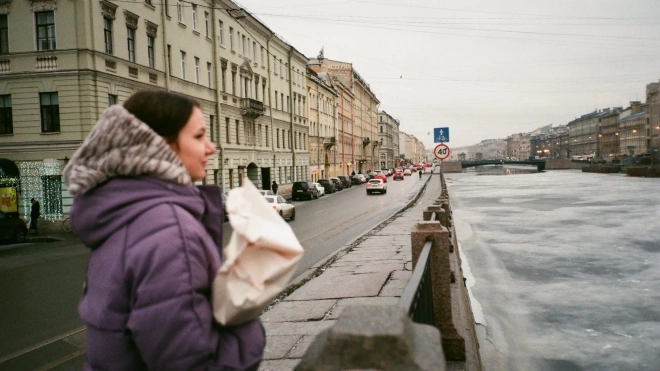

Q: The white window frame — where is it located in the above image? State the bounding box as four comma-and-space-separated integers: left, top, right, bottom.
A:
194, 57, 200, 83
180, 50, 186, 79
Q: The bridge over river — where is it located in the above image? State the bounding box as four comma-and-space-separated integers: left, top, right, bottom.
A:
460, 159, 546, 172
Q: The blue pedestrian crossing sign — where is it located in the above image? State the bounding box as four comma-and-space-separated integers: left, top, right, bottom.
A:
434, 127, 449, 143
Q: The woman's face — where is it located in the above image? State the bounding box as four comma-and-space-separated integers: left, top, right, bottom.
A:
169, 107, 215, 181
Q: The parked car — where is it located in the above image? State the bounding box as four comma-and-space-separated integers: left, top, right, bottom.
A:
259, 190, 275, 196
393, 171, 404, 181
312, 182, 325, 197
350, 174, 364, 185
337, 175, 352, 188
330, 177, 343, 191
373, 172, 387, 182
291, 181, 318, 200
0, 211, 27, 244
264, 195, 295, 220
366, 179, 387, 195
318, 178, 336, 194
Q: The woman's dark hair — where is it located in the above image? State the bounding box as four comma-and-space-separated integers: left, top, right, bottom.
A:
123, 90, 200, 143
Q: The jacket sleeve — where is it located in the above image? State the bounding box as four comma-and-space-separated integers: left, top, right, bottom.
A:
123, 203, 265, 370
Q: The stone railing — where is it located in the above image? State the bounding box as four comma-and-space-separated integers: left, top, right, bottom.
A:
295, 168, 482, 370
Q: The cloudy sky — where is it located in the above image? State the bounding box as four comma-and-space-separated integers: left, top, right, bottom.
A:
234, 0, 660, 149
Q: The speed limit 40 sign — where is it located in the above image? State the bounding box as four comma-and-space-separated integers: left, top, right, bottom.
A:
434, 143, 451, 161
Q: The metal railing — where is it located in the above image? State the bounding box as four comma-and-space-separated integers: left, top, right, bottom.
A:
399, 212, 437, 326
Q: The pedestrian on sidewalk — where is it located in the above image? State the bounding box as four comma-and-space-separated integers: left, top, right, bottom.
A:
271, 180, 278, 195
64, 91, 265, 370
29, 198, 40, 235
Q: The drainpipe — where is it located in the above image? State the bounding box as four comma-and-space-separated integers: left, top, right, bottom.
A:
316, 77, 321, 180
160, 2, 170, 92
287, 47, 296, 182
266, 34, 276, 182
211, 1, 224, 190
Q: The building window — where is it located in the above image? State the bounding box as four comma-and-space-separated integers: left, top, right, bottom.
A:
180, 51, 186, 79
164, 0, 170, 16
274, 91, 278, 110
207, 62, 212, 88
35, 11, 56, 51
241, 34, 246, 55
204, 12, 209, 37
194, 57, 200, 83
231, 71, 236, 95
108, 94, 118, 106
261, 46, 265, 65
209, 115, 215, 142
0, 95, 12, 135
177, 0, 183, 23
277, 128, 280, 148
265, 125, 269, 147
191, 4, 197, 30
103, 17, 113, 54
281, 93, 284, 111
218, 20, 224, 44
39, 92, 60, 133
225, 117, 230, 143
253, 41, 257, 61
235, 119, 240, 144
167, 44, 172, 74
221, 64, 227, 92
147, 35, 155, 68
127, 27, 136, 62
229, 27, 234, 51
145, 0, 152, 4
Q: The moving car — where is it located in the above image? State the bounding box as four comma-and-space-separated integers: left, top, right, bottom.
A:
291, 181, 318, 200
0, 211, 27, 243
264, 195, 296, 220
318, 178, 336, 194
403, 168, 412, 176
259, 190, 275, 196
373, 172, 387, 182
337, 175, 352, 188
312, 182, 325, 197
393, 171, 404, 181
366, 179, 387, 195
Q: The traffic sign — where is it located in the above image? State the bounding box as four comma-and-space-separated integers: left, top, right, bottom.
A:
434, 143, 451, 161
434, 127, 449, 143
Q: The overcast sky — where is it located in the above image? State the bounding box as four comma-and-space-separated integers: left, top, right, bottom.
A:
234, 0, 660, 149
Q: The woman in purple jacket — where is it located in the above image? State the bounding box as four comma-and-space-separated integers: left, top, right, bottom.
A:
64, 91, 265, 370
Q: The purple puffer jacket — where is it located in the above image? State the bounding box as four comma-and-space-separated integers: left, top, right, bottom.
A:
71, 176, 265, 370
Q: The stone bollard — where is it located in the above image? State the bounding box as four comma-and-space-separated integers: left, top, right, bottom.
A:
423, 205, 442, 221
411, 222, 465, 361
295, 305, 447, 371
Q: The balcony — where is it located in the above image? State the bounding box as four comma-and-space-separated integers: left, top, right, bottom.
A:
240, 98, 265, 118
36, 56, 58, 71
323, 136, 336, 150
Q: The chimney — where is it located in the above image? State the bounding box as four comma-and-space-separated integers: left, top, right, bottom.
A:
630, 101, 642, 114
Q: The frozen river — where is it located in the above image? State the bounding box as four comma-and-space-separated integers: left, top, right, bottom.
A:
447, 167, 660, 371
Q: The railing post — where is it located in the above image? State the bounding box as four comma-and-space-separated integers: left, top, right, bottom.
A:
411, 221, 465, 361
295, 305, 447, 371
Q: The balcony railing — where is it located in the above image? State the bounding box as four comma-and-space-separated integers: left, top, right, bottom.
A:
323, 136, 336, 149
36, 56, 58, 71
240, 98, 265, 118
0, 59, 9, 73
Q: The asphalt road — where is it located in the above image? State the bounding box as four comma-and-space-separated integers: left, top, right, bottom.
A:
0, 174, 425, 363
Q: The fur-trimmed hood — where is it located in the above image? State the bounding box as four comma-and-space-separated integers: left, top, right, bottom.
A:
64, 105, 192, 196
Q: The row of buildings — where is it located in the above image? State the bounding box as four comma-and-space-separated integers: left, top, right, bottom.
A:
449, 82, 660, 162
0, 0, 426, 219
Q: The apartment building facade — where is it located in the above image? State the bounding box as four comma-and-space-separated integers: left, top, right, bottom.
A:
0, 0, 310, 218
308, 58, 380, 174
377, 111, 400, 170
306, 69, 338, 182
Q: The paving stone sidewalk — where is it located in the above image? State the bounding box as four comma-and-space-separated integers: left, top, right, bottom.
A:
258, 172, 443, 371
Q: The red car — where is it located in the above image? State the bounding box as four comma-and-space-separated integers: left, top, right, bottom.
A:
393, 171, 404, 181
372, 173, 387, 182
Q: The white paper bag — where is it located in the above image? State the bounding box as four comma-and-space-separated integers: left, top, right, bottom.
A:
213, 178, 304, 326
